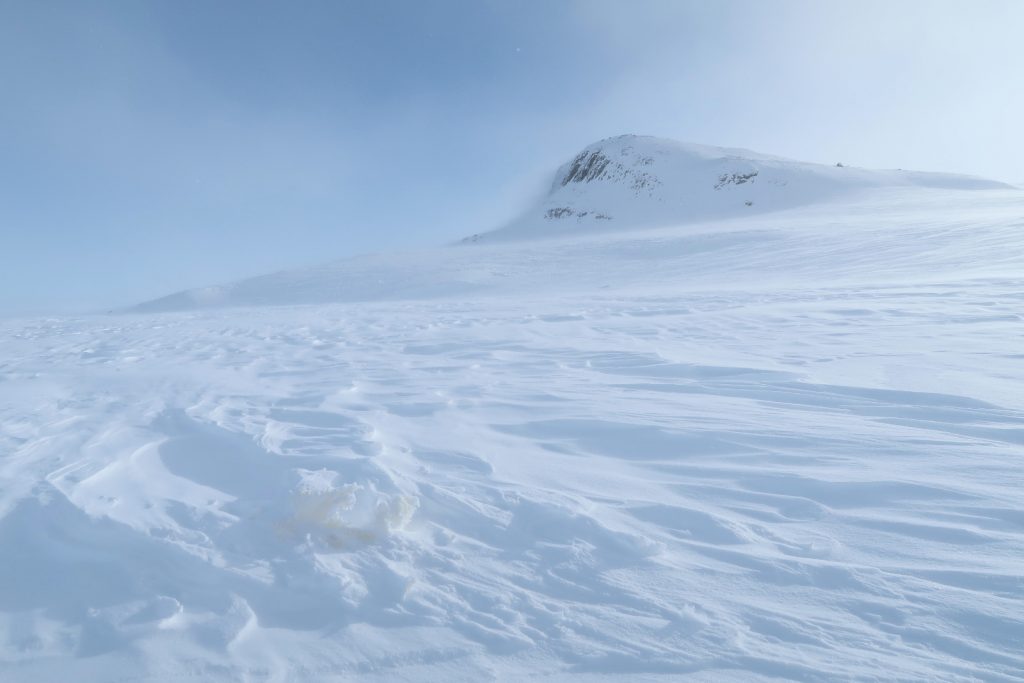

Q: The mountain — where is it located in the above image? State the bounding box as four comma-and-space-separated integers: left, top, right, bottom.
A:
7, 138, 1024, 681
130, 135, 1014, 312
471, 135, 1009, 241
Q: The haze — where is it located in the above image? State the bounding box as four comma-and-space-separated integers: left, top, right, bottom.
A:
2, 0, 1021, 315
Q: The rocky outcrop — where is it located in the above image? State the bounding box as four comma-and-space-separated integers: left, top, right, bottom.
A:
558, 146, 661, 194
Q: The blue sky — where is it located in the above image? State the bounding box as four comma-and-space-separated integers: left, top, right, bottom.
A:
2, 0, 1022, 315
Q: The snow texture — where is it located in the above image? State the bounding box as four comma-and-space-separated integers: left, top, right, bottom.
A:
2, 137, 1024, 681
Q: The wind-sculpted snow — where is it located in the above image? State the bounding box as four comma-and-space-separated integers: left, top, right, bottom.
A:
3, 260, 1024, 678
5, 173, 1024, 679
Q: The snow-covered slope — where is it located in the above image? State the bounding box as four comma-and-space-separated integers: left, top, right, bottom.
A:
475, 135, 1010, 241
3, 141, 1024, 681
133, 135, 1012, 313
133, 187, 1020, 314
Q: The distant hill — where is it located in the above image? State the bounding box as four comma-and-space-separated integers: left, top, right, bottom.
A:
470, 134, 1010, 242
130, 135, 1015, 313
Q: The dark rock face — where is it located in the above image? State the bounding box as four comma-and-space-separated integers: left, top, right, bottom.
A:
561, 151, 613, 185
558, 147, 661, 194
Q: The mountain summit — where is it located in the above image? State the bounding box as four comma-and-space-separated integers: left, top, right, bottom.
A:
474, 134, 1008, 241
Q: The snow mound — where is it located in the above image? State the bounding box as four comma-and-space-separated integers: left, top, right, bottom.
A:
286, 469, 419, 547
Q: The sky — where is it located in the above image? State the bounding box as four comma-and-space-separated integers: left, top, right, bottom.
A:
2, 0, 1022, 315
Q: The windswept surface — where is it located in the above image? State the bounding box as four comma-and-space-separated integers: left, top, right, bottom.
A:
3, 183, 1024, 680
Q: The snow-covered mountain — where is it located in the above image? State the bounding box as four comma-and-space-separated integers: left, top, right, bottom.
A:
132, 135, 1012, 313
5, 138, 1024, 681
472, 134, 1009, 241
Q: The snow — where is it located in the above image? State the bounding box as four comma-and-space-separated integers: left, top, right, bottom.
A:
481, 135, 1012, 242
3, 139, 1024, 680
133, 136, 1015, 313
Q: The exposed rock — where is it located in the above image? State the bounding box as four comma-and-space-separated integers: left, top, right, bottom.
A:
714, 170, 759, 190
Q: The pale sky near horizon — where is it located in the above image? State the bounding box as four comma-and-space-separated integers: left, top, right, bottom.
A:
2, 0, 1022, 315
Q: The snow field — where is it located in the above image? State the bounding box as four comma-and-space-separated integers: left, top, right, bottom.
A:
2, 272, 1024, 680
2, 140, 1024, 679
